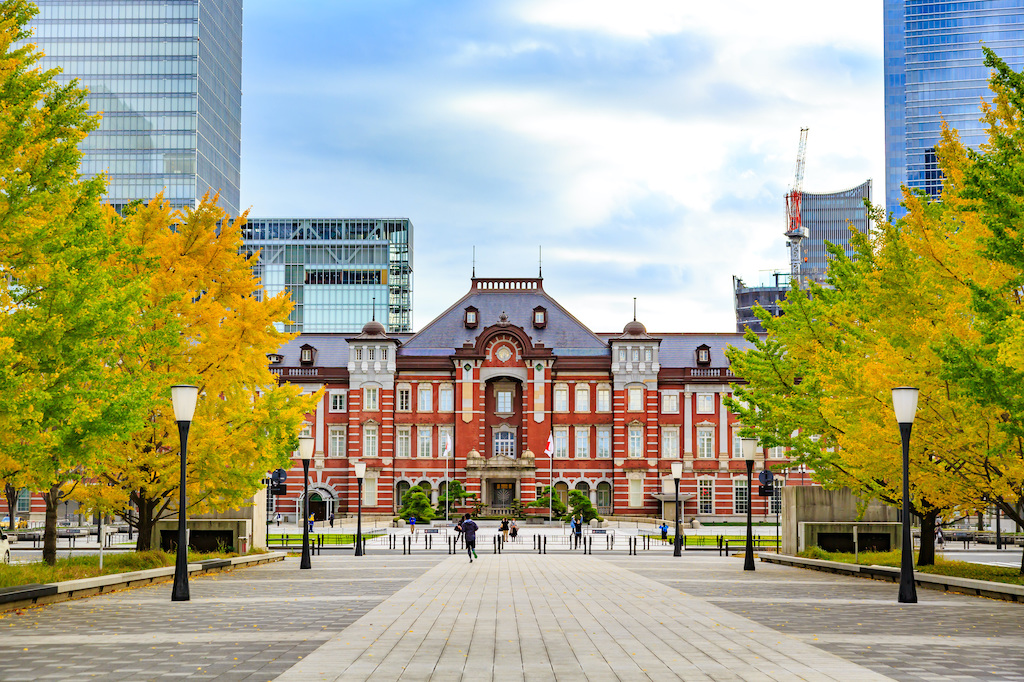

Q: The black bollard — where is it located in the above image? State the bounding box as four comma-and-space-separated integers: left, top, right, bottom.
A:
543, 536, 547, 554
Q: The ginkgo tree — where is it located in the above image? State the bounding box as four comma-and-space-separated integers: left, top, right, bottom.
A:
82, 196, 319, 551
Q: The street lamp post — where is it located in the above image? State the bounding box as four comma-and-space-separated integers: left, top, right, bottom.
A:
892, 386, 919, 604
170, 384, 199, 602
742, 437, 757, 571
672, 461, 682, 557
354, 461, 366, 556
298, 436, 314, 570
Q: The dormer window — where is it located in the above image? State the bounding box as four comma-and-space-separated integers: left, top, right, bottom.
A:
696, 344, 711, 366
299, 344, 317, 366
267, 354, 283, 365
354, 347, 362, 361
533, 306, 547, 329
464, 306, 479, 329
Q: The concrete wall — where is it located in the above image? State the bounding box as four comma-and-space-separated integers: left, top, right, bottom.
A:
781, 487, 898, 555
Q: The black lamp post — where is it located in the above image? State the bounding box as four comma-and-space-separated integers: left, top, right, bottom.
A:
298, 435, 314, 570
671, 461, 682, 557
742, 437, 757, 571
354, 460, 366, 556
170, 384, 199, 602
892, 386, 919, 604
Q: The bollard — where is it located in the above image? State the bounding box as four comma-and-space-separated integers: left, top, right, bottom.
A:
362, 537, 368, 555
588, 536, 592, 555
543, 536, 547, 554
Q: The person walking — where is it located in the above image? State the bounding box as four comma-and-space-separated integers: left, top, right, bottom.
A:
573, 514, 583, 549
500, 517, 510, 542
275, 512, 281, 527
308, 515, 314, 533
409, 516, 416, 534
462, 513, 479, 562
510, 519, 518, 542
569, 515, 577, 548
660, 522, 669, 543
329, 512, 335, 528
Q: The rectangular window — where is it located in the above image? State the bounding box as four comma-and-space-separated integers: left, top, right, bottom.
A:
396, 426, 411, 458
418, 385, 432, 412
696, 393, 715, 414
698, 479, 714, 514
397, 388, 411, 412
554, 427, 569, 458
418, 426, 432, 458
631, 348, 640, 362
618, 348, 626, 362
771, 480, 783, 515
575, 385, 589, 412
597, 386, 611, 412
381, 348, 388, 361
734, 479, 749, 514
732, 431, 743, 459
494, 431, 515, 458
496, 390, 513, 413
329, 426, 345, 457
662, 392, 678, 414
439, 385, 454, 412
697, 428, 714, 458
364, 387, 379, 411
662, 428, 679, 458
575, 427, 590, 458
554, 385, 568, 412
628, 478, 643, 507
628, 387, 643, 411
364, 424, 378, 458
368, 348, 375, 361
439, 427, 453, 457
16, 489, 30, 514
628, 425, 643, 458
597, 427, 611, 458
769, 446, 786, 459
644, 348, 653, 362
329, 391, 347, 412
354, 347, 362, 361
364, 477, 378, 506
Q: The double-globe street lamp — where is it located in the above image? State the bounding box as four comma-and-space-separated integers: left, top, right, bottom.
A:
672, 461, 683, 557
298, 436, 314, 570
892, 386, 919, 604
354, 461, 366, 557
170, 384, 199, 602
742, 437, 758, 572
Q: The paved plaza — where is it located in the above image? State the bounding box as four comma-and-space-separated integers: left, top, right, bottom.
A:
1, 536, 1023, 680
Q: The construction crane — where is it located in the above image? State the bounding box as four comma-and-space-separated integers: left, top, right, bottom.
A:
785, 127, 809, 283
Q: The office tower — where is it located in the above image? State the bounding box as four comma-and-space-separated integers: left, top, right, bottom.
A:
884, 1, 1024, 217
732, 274, 789, 333
800, 180, 872, 283
244, 218, 413, 334
23, 1, 242, 215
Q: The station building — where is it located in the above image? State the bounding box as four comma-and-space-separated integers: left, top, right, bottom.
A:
271, 276, 808, 524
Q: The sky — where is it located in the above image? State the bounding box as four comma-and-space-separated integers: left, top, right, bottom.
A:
240, 0, 884, 335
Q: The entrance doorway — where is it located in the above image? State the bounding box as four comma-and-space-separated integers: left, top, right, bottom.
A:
490, 482, 515, 515
308, 492, 327, 521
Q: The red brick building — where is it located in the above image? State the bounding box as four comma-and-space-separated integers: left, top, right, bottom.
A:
270, 277, 809, 523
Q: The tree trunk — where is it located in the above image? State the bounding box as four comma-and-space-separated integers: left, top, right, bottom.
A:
41, 486, 61, 566
134, 492, 158, 552
916, 509, 938, 566
977, 511, 984, 531
4, 484, 15, 531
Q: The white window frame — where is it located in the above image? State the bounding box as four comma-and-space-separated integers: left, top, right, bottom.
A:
396, 425, 411, 458
417, 384, 432, 412
698, 479, 714, 514
618, 348, 626, 362
697, 428, 714, 459
329, 426, 346, 457
627, 386, 643, 412
696, 393, 715, 414
644, 348, 653, 362
575, 385, 589, 412
16, 489, 30, 514
596, 384, 611, 412
439, 426, 453, 458
628, 425, 643, 458
554, 427, 569, 458
769, 446, 786, 459
596, 426, 611, 458
628, 478, 643, 507
631, 348, 640, 362
661, 392, 678, 414
553, 384, 569, 412
396, 386, 411, 412
732, 429, 744, 459
733, 478, 749, 515
363, 423, 378, 458
364, 477, 378, 506
353, 347, 362, 361
417, 426, 432, 458
363, 387, 379, 411
496, 389, 513, 414
438, 384, 454, 412
661, 427, 679, 459
574, 426, 590, 458
771, 479, 784, 515
368, 347, 375, 361
329, 391, 347, 413
494, 430, 515, 458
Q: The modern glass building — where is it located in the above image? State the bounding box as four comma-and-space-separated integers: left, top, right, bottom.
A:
243, 218, 413, 334
800, 180, 872, 283
22, 0, 242, 215
884, 0, 1024, 218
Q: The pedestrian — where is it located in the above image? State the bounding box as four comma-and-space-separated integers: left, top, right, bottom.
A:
660, 522, 669, 542
569, 515, 577, 547
275, 512, 281, 527
409, 516, 416, 534
510, 520, 518, 541
329, 512, 335, 528
500, 517, 510, 542
935, 526, 944, 548
308, 515, 314, 533
573, 514, 583, 548
462, 513, 479, 562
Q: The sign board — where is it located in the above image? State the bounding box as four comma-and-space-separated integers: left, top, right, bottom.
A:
271, 468, 287, 484
424, 528, 440, 534
757, 484, 772, 497
592, 529, 608, 534
270, 483, 287, 496
758, 470, 774, 485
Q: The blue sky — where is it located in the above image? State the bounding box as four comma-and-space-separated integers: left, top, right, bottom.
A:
240, 0, 883, 333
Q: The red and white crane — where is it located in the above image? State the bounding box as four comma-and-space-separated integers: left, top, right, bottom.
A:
785, 127, 809, 283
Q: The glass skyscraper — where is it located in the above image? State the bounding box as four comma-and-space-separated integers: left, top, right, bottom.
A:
800, 180, 872, 283
885, 1, 1024, 218
22, 0, 242, 215
243, 218, 413, 334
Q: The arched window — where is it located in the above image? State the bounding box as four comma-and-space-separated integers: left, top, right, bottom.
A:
395, 481, 411, 507
596, 482, 612, 511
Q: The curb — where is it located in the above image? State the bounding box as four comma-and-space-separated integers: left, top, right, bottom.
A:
0, 551, 286, 612
762, 553, 1024, 602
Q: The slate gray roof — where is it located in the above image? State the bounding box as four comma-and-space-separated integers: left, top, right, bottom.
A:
400, 282, 609, 357
596, 332, 764, 368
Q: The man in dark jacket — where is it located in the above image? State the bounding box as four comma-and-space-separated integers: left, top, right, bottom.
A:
461, 513, 479, 562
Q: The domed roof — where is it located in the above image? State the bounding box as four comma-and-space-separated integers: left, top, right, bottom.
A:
623, 320, 647, 336
361, 319, 387, 336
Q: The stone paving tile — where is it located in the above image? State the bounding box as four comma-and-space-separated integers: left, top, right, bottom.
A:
0, 554, 446, 681
602, 553, 1024, 681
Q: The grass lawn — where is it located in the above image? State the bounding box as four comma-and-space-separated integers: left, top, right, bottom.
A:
0, 549, 263, 589
798, 547, 1024, 586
